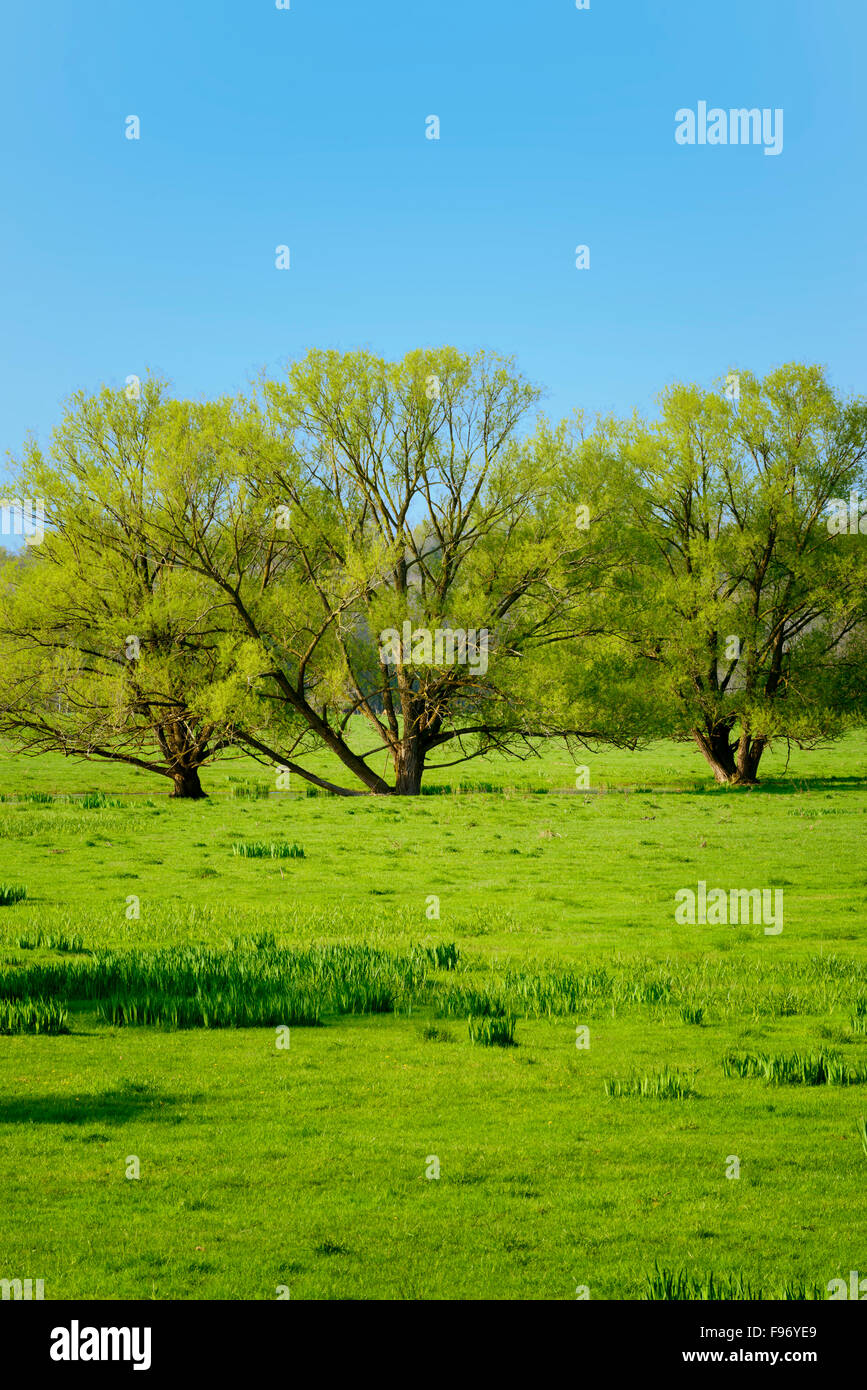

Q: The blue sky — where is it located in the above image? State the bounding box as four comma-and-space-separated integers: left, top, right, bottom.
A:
1, 0, 865, 510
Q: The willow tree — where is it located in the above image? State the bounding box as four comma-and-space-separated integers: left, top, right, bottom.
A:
147, 348, 634, 794
0, 381, 246, 797
616, 364, 867, 784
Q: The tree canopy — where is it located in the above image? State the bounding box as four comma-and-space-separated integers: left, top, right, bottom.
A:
1, 353, 863, 794
613, 364, 867, 782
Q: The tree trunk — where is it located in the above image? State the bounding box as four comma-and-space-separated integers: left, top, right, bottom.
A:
733, 734, 765, 785
169, 765, 207, 799
691, 728, 737, 783
394, 738, 424, 795
691, 728, 765, 785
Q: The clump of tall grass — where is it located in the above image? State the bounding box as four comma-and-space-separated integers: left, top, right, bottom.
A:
722, 1049, 867, 1086
81, 791, 125, 808
680, 1004, 704, 1025
435, 963, 674, 1022
416, 942, 459, 971
467, 1014, 517, 1047
232, 931, 278, 951
778, 1278, 827, 1300
1, 941, 448, 1029
437, 984, 513, 1019
0, 997, 70, 1035
0, 884, 27, 906
16, 931, 87, 953
849, 998, 867, 1034
230, 783, 271, 800
604, 1068, 696, 1099
232, 841, 305, 859
98, 987, 322, 1029
0, 942, 428, 1003
0, 790, 70, 804
643, 1264, 822, 1300
422, 1024, 456, 1043
420, 781, 526, 796
644, 1265, 760, 1300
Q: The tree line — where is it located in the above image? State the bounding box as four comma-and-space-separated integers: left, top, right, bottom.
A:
1, 348, 865, 796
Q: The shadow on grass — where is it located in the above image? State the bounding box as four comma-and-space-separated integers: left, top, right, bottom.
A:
0, 1082, 200, 1126
554, 775, 867, 797
755, 777, 867, 794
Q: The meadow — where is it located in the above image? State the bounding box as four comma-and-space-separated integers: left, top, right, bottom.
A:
1, 732, 866, 1300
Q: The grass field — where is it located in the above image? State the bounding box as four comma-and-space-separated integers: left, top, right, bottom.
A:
1, 732, 866, 1300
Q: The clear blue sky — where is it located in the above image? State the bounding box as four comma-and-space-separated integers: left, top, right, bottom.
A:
1, 0, 865, 501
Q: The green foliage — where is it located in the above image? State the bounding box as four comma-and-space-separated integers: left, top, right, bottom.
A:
604, 1068, 696, 1099
614, 364, 867, 782
421, 1024, 456, 1043
98, 988, 322, 1029
0, 942, 464, 1030
16, 930, 86, 952
231, 841, 305, 859
467, 1014, 517, 1047
230, 783, 271, 799
0, 997, 69, 1034
0, 883, 27, 906
643, 1264, 822, 1300
81, 791, 125, 809
722, 1049, 867, 1085
416, 942, 459, 971
3, 358, 865, 795
0, 377, 246, 796
850, 998, 867, 1033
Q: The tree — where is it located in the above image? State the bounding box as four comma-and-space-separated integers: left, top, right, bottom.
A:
146, 348, 637, 794
615, 364, 867, 783
0, 381, 247, 797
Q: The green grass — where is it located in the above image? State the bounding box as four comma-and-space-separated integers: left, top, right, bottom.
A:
680, 1004, 705, 1025
643, 1263, 824, 1300
603, 1067, 697, 1099
422, 1024, 456, 1043
15, 930, 86, 953
1, 731, 866, 1298
96, 989, 324, 1030
0, 997, 69, 1035
80, 791, 126, 809
467, 1014, 517, 1047
722, 1049, 867, 1086
231, 841, 305, 860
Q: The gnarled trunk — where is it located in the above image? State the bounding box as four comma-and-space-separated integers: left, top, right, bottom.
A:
734, 733, 766, 786
169, 765, 207, 799
692, 727, 737, 783
691, 727, 765, 785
